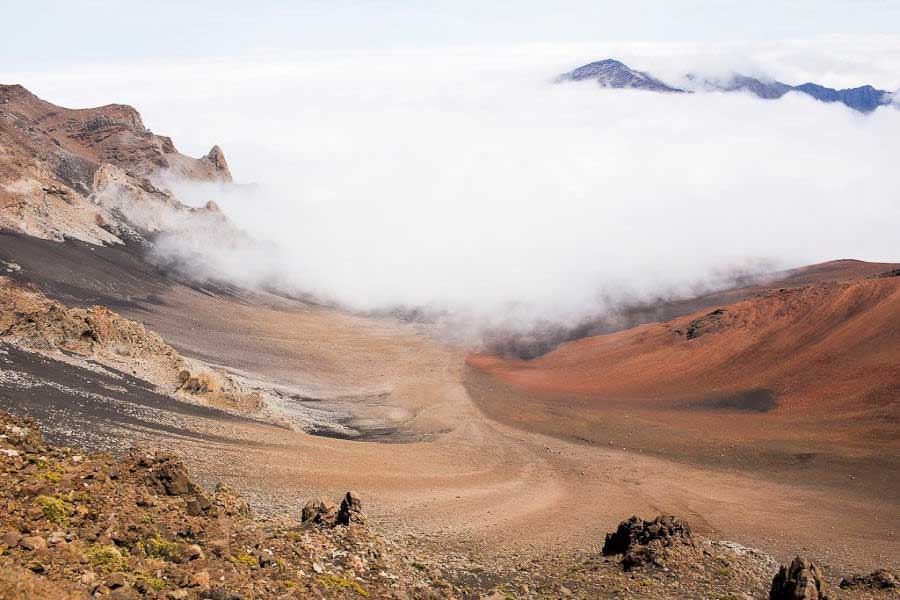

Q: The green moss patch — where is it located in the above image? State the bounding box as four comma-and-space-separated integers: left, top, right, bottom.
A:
34, 495, 68, 525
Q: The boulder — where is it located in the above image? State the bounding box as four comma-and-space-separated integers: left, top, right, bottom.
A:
770, 556, 829, 600
185, 491, 215, 517
141, 453, 192, 496
602, 515, 693, 556
336, 491, 365, 526
302, 497, 337, 526
213, 483, 252, 517
839, 569, 897, 590
20, 536, 46, 551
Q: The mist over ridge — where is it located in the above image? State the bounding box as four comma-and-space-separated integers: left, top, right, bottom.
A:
14, 44, 898, 343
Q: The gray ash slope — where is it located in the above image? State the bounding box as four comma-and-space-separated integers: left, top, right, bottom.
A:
0, 343, 272, 453
558, 58, 897, 113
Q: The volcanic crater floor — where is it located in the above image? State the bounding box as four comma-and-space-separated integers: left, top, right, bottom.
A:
0, 235, 897, 586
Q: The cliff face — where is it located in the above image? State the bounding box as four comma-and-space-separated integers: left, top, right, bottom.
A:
0, 84, 230, 245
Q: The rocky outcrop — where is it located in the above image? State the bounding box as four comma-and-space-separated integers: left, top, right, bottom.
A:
770, 556, 829, 600
0, 83, 231, 245
204, 145, 231, 179
602, 515, 694, 571
0, 412, 454, 599
336, 491, 366, 526
0, 275, 182, 387
0, 276, 265, 412
302, 492, 367, 527
683, 307, 728, 339
302, 497, 339, 525
603, 515, 693, 555
0, 83, 230, 183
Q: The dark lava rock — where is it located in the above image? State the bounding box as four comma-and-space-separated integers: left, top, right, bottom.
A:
137, 452, 192, 496
770, 556, 829, 600
185, 491, 215, 517
602, 515, 693, 571
301, 497, 337, 526
602, 515, 693, 556
686, 308, 726, 340
336, 490, 365, 526
840, 569, 897, 590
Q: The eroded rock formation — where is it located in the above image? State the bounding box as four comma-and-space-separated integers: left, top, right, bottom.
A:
0, 83, 230, 245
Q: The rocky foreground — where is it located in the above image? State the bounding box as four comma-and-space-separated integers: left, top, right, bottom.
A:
1, 412, 896, 600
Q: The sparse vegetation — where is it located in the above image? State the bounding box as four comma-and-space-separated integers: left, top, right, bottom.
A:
229, 551, 258, 568
87, 544, 128, 572
34, 495, 68, 525
144, 533, 181, 561
317, 574, 370, 597
37, 463, 64, 483
133, 572, 165, 590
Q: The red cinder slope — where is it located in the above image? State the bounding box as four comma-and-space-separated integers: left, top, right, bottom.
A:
469, 272, 900, 415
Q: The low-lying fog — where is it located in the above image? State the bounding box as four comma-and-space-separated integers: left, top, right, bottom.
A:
12, 42, 900, 341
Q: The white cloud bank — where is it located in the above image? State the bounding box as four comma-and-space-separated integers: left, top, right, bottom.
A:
9, 41, 900, 340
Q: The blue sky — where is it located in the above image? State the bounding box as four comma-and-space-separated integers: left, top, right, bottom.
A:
4, 0, 900, 69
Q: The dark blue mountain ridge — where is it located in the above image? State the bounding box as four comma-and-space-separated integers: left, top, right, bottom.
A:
559, 59, 896, 113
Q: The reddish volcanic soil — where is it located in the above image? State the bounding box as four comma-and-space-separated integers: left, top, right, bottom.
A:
465, 265, 899, 568
469, 272, 900, 416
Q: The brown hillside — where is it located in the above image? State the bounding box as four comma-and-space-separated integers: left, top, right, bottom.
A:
470, 270, 900, 416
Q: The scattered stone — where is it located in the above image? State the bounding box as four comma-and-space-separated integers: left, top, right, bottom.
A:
80, 571, 99, 588
200, 587, 244, 600
185, 491, 214, 516
257, 548, 277, 567
0, 410, 847, 600
185, 543, 206, 561
190, 570, 211, 589
106, 572, 126, 589
47, 531, 66, 545
770, 556, 829, 600
20, 535, 47, 551
2, 531, 22, 547
840, 569, 897, 590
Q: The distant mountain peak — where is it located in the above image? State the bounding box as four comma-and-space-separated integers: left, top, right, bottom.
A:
558, 59, 896, 113
556, 58, 687, 93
